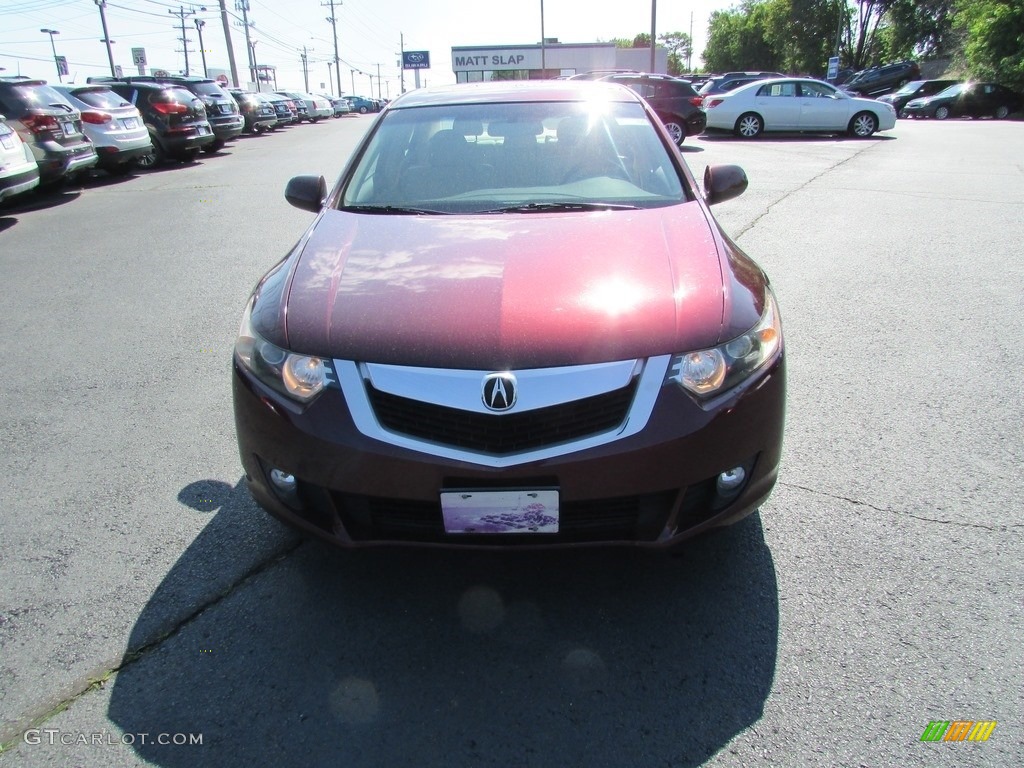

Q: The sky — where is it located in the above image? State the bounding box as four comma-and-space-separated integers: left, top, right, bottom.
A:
1, 0, 737, 96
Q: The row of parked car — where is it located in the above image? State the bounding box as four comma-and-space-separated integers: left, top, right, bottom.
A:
0, 73, 382, 203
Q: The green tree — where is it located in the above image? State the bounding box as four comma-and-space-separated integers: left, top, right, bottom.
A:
659, 31, 693, 74
954, 0, 1024, 86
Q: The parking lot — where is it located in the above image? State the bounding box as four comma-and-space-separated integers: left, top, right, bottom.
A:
1, 116, 1022, 767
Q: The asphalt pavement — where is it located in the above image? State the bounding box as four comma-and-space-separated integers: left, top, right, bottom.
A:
0, 114, 1021, 767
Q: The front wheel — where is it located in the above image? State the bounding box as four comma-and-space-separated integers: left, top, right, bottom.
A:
994, 105, 1010, 119
849, 111, 878, 138
661, 117, 686, 146
734, 112, 763, 138
934, 105, 950, 120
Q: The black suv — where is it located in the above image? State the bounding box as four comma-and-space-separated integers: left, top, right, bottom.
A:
841, 61, 921, 98
92, 79, 214, 168
116, 76, 243, 150
697, 72, 786, 98
877, 79, 960, 116
598, 73, 707, 145
0, 76, 98, 184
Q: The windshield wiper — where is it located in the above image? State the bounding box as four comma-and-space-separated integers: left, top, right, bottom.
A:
340, 204, 450, 215
478, 202, 640, 214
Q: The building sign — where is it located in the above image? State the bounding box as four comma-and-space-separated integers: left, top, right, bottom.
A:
403, 51, 430, 70
452, 47, 543, 71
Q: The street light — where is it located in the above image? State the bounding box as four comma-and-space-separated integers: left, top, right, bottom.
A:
194, 19, 208, 78
40, 28, 62, 83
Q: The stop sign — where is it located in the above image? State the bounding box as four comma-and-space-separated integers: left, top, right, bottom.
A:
216, 74, 229, 86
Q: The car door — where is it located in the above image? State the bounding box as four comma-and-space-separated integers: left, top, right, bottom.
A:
752, 81, 800, 130
797, 81, 848, 130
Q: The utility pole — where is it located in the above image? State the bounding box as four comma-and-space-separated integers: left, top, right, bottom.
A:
376, 63, 381, 99
194, 19, 208, 77
399, 32, 405, 94
650, 0, 657, 73
350, 69, 355, 96
323, 0, 342, 98
94, 1, 117, 77
217, 0, 240, 87
169, 6, 195, 75
327, 61, 334, 94
40, 28, 62, 82
236, 0, 255, 85
301, 45, 310, 92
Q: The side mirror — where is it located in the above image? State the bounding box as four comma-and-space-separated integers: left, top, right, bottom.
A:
703, 164, 748, 206
284, 174, 327, 212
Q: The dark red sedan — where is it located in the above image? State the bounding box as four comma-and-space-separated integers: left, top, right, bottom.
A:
233, 80, 785, 549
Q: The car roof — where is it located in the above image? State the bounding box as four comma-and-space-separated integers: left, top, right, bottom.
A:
390, 80, 641, 109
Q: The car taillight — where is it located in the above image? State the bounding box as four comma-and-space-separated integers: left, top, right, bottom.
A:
704, 98, 724, 109
81, 111, 112, 124
689, 96, 704, 107
151, 102, 189, 115
22, 113, 59, 134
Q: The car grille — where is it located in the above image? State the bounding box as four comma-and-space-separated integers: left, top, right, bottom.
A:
366, 378, 638, 455
327, 489, 678, 544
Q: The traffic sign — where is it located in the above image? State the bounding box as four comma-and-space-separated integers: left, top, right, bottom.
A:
132, 47, 147, 66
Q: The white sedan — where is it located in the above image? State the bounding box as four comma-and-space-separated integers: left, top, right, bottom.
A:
703, 78, 897, 138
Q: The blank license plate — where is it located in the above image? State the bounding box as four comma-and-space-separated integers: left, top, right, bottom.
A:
441, 489, 559, 534
122, 117, 138, 129
61, 122, 75, 136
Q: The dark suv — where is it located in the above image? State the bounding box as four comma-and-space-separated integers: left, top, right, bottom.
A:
598, 73, 706, 145
0, 76, 98, 185
94, 79, 214, 168
878, 79, 960, 116
117, 76, 243, 150
841, 61, 921, 98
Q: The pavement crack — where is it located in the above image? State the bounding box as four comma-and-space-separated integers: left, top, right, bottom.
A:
778, 481, 1023, 533
0, 538, 304, 751
733, 143, 878, 240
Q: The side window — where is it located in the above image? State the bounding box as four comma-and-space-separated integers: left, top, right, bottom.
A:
758, 83, 795, 97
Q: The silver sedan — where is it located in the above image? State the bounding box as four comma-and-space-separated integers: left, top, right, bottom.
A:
703, 77, 897, 138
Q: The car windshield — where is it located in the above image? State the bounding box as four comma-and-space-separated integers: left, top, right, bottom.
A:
340, 100, 688, 214
190, 82, 229, 98
935, 83, 965, 98
70, 88, 130, 109
894, 80, 924, 95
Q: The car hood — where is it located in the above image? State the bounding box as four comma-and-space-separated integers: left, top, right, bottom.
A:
281, 204, 744, 370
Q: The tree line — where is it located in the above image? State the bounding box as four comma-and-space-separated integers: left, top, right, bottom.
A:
614, 0, 1022, 85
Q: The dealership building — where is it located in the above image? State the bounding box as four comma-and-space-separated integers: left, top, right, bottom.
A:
451, 41, 668, 82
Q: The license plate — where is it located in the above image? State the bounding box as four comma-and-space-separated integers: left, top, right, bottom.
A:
122, 117, 138, 129
440, 489, 559, 534
61, 121, 75, 136
196, 125, 209, 135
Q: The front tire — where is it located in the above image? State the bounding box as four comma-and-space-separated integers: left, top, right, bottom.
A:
734, 112, 763, 138
994, 105, 1010, 119
934, 105, 950, 120
849, 111, 878, 137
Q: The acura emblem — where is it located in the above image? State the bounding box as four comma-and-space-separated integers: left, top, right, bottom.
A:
482, 372, 517, 411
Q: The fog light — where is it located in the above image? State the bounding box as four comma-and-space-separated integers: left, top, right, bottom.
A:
716, 467, 746, 494
270, 469, 296, 492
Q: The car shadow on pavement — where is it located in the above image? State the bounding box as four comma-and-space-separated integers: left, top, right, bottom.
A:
108, 482, 779, 767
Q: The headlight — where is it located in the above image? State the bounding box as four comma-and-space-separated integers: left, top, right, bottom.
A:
667, 289, 781, 398
235, 298, 331, 402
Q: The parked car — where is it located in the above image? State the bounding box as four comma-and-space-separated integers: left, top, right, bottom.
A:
0, 115, 40, 202
703, 77, 896, 138
228, 89, 277, 134
145, 76, 243, 150
567, 70, 639, 81
97, 80, 214, 168
598, 73, 706, 145
232, 80, 785, 550
697, 72, 786, 98
902, 82, 1023, 120
51, 85, 152, 174
346, 95, 378, 114
263, 93, 298, 125
276, 91, 332, 122
840, 60, 921, 97
316, 93, 351, 117
0, 76, 98, 185
877, 79, 961, 116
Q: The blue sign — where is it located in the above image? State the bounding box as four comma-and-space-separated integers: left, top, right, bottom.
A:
826, 56, 840, 81
403, 51, 430, 70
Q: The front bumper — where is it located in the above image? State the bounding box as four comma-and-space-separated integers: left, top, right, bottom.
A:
233, 352, 785, 549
